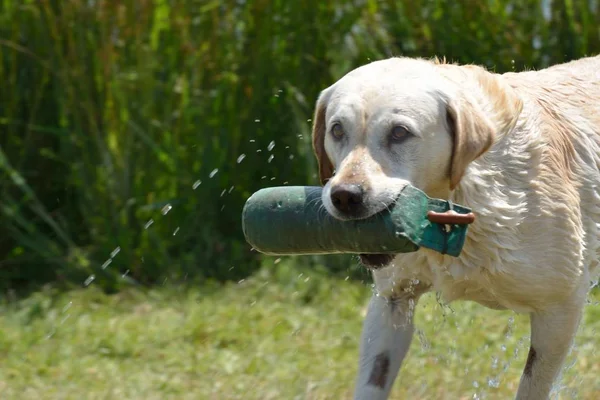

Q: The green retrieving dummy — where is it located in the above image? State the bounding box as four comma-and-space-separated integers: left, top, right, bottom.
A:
241, 184, 475, 258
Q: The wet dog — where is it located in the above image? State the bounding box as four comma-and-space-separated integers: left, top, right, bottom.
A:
311, 54, 600, 399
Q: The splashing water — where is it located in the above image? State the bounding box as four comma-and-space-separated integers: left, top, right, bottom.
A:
101, 259, 112, 270
110, 247, 121, 258
84, 275, 95, 286
487, 377, 500, 388
62, 301, 72, 313
491, 356, 499, 369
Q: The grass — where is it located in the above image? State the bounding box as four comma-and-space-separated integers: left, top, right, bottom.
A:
0, 260, 599, 400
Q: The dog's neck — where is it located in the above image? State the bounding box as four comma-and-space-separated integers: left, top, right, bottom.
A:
447, 118, 535, 270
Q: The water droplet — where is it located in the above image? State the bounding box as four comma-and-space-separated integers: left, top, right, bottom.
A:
84, 275, 95, 286
144, 219, 154, 229
122, 269, 130, 277
261, 176, 267, 179
487, 377, 500, 388
209, 168, 219, 178
267, 141, 275, 151
228, 186, 235, 193
161, 204, 172, 215
249, 139, 256, 143
501, 344, 507, 352
220, 189, 226, 197
62, 301, 73, 312
307, 119, 312, 122
101, 259, 112, 269
254, 119, 260, 122
173, 227, 180, 236
256, 149, 262, 153
110, 247, 121, 258
491, 356, 498, 369
268, 155, 274, 163
289, 155, 294, 160
274, 258, 281, 264
473, 381, 479, 388
417, 329, 430, 350
192, 180, 202, 189
237, 154, 246, 163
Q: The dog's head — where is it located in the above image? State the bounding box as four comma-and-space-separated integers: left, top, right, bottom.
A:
311, 57, 522, 267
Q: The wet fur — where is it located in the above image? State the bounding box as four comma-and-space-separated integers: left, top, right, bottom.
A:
311, 54, 600, 399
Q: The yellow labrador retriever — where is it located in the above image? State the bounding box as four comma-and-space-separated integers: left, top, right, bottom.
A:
311, 54, 600, 399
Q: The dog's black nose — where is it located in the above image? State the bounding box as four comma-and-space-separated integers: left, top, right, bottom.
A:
330, 183, 365, 214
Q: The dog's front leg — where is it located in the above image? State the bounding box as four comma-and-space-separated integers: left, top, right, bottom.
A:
353, 281, 429, 400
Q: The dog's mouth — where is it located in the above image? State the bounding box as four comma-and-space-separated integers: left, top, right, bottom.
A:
358, 253, 396, 269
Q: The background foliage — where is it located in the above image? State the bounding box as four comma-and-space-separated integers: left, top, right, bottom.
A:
1, 0, 599, 293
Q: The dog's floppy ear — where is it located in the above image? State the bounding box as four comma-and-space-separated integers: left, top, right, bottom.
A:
444, 66, 523, 190
311, 89, 334, 185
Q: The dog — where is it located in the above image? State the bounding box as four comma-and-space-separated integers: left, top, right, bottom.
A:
310, 54, 600, 399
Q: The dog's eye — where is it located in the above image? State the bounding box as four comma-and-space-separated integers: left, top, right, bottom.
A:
390, 125, 410, 142
331, 123, 345, 140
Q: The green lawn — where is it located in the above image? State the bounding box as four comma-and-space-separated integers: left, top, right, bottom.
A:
1, 260, 599, 399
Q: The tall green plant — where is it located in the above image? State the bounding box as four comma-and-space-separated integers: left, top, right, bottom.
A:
1, 0, 599, 293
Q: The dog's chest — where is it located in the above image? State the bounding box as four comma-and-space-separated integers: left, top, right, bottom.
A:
381, 158, 591, 313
